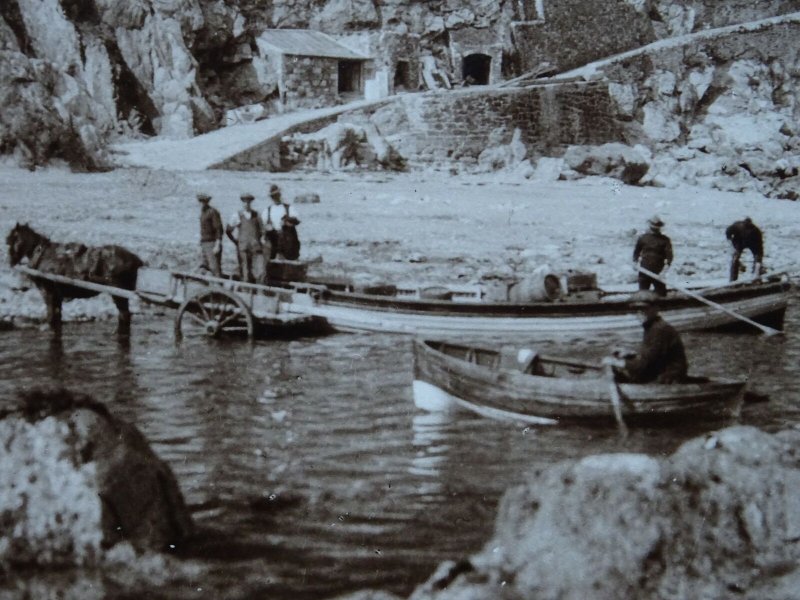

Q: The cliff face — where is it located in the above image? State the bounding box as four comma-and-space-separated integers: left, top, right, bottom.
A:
0, 0, 519, 168
648, 0, 800, 36
600, 18, 800, 198
0, 0, 216, 169
1, 0, 799, 171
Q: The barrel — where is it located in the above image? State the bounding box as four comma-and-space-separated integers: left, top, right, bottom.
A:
508, 267, 562, 303
419, 286, 453, 300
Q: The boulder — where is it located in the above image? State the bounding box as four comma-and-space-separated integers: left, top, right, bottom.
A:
0, 51, 108, 170
294, 193, 321, 204
410, 426, 800, 600
0, 389, 193, 568
476, 128, 527, 173
311, 0, 380, 31
282, 121, 406, 172
563, 142, 651, 185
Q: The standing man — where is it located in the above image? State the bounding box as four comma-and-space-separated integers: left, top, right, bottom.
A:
602, 290, 688, 384
633, 215, 673, 296
226, 193, 264, 283
726, 217, 763, 281
262, 184, 301, 260
197, 192, 223, 277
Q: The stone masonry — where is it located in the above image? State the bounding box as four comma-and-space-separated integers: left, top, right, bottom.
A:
512, 0, 655, 74
281, 55, 339, 110
384, 82, 621, 164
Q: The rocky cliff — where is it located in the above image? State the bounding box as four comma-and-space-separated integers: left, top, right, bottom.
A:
595, 16, 800, 199
0, 0, 521, 169
2, 0, 799, 171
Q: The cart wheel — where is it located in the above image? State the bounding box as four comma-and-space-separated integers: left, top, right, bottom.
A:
175, 289, 254, 340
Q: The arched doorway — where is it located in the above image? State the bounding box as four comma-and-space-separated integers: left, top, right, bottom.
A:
462, 53, 491, 85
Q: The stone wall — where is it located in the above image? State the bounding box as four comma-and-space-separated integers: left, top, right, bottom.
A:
213, 111, 344, 171
650, 0, 800, 36
281, 55, 340, 110
512, 0, 655, 74
375, 82, 622, 164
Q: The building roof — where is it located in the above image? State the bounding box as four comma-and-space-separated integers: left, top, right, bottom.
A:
258, 29, 369, 60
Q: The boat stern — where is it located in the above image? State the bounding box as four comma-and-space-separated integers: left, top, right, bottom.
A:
412, 379, 459, 413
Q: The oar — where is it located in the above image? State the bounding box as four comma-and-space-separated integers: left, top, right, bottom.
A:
637, 266, 782, 337
604, 365, 629, 437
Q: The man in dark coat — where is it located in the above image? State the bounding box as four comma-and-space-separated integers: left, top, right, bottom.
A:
633, 215, 673, 296
197, 192, 223, 277
726, 217, 763, 281
603, 290, 688, 384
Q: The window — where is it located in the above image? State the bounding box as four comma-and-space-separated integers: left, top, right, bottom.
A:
338, 60, 362, 93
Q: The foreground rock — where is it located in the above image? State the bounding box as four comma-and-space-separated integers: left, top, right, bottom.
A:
380, 426, 800, 600
0, 389, 193, 567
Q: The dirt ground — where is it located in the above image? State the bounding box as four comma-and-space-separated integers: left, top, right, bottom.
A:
1, 165, 797, 321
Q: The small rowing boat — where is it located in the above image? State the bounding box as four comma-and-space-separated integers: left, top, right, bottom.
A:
412, 339, 746, 426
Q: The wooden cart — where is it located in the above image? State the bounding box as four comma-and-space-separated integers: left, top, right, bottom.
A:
15, 265, 327, 340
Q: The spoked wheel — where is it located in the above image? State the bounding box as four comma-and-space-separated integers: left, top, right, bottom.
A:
175, 289, 254, 340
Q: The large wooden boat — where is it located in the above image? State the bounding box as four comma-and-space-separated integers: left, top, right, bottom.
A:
281, 273, 791, 338
412, 339, 746, 426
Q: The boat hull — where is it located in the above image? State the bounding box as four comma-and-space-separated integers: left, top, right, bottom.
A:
412, 340, 746, 426
285, 277, 791, 338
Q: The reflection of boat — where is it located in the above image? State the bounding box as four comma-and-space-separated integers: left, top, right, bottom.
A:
284, 274, 792, 338
409, 413, 452, 479
412, 339, 746, 426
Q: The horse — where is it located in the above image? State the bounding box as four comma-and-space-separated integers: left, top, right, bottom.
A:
6, 223, 144, 333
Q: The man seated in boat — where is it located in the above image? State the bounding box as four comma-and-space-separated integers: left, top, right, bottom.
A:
602, 290, 688, 384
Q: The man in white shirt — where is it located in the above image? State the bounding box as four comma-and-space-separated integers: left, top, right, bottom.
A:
262, 184, 300, 260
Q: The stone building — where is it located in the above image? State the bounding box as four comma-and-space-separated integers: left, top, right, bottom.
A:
336, 30, 422, 97
256, 29, 371, 110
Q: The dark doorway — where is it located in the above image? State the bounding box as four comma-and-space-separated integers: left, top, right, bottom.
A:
338, 60, 362, 94
394, 60, 410, 91
462, 54, 491, 85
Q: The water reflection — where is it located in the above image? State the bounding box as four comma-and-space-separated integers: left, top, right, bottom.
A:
409, 412, 452, 478
0, 296, 798, 599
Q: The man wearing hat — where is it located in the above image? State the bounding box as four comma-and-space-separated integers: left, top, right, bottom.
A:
197, 192, 223, 277
226, 193, 264, 283
602, 290, 688, 384
262, 184, 301, 260
725, 217, 763, 281
633, 215, 673, 296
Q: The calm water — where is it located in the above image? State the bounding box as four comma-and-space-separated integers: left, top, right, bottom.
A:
1, 296, 799, 599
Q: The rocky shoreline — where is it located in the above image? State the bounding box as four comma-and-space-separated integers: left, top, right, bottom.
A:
2, 164, 799, 597
337, 426, 800, 600
4, 387, 799, 599
1, 166, 798, 328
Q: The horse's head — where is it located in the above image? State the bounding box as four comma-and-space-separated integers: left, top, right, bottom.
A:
6, 223, 41, 266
